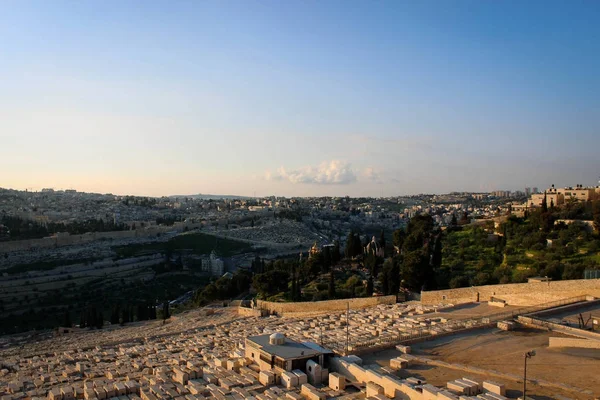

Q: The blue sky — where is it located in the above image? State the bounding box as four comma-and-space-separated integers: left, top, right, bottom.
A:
1, 0, 599, 196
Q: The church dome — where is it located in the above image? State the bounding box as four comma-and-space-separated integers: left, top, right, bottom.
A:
269, 332, 286, 345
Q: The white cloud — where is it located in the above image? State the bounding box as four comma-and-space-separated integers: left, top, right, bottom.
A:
265, 160, 357, 185
362, 167, 383, 184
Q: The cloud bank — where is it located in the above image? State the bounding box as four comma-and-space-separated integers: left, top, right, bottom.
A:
362, 167, 383, 184
266, 160, 358, 185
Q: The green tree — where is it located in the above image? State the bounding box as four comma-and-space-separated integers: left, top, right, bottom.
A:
431, 235, 443, 271
593, 201, 600, 233
366, 275, 374, 296
251, 254, 263, 274
322, 246, 332, 273
450, 213, 458, 227
332, 241, 341, 264
96, 312, 104, 329
291, 262, 297, 301
541, 191, 548, 213
345, 231, 357, 258
364, 252, 379, 277
380, 257, 400, 295
162, 302, 170, 320
449, 275, 469, 289
121, 307, 130, 325
252, 270, 290, 299
400, 251, 427, 291
392, 229, 406, 253
344, 275, 362, 297
63, 310, 71, 328
137, 304, 147, 321
328, 270, 336, 299
379, 230, 386, 256
233, 269, 252, 295
459, 211, 470, 226
110, 305, 120, 325
79, 310, 86, 328
306, 252, 324, 278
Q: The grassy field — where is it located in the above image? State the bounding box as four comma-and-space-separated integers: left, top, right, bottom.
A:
114, 232, 252, 257
5, 257, 100, 275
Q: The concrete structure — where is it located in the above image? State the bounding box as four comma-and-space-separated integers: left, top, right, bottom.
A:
395, 344, 411, 354
245, 333, 325, 372
497, 320, 516, 331
483, 380, 506, 396
328, 372, 346, 391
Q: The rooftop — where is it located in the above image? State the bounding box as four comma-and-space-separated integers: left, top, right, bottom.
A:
247, 334, 322, 360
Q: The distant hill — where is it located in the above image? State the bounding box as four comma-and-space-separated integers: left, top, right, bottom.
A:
167, 193, 252, 200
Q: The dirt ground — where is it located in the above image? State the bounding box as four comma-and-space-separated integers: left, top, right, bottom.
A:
537, 303, 600, 329
430, 302, 520, 320
361, 326, 599, 399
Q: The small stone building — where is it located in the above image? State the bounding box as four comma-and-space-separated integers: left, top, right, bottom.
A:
245, 333, 327, 372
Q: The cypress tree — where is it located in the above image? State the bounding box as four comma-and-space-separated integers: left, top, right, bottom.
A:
96, 312, 104, 329
291, 263, 297, 301
88, 306, 97, 329
328, 270, 336, 299
79, 310, 86, 328
162, 302, 170, 320
63, 310, 71, 328
541, 191, 548, 213
121, 308, 129, 324
111, 305, 120, 325
366, 275, 374, 296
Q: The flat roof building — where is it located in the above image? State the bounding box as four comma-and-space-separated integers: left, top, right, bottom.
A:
245, 333, 329, 372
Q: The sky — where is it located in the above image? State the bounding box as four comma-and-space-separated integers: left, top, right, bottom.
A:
1, 0, 599, 197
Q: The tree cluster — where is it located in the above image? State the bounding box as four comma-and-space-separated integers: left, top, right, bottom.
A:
79, 305, 104, 329
345, 231, 363, 259
0, 215, 128, 241
193, 269, 252, 305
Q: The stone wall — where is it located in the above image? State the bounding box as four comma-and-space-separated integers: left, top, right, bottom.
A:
256, 295, 396, 316
236, 307, 265, 317
421, 279, 600, 306
548, 337, 600, 349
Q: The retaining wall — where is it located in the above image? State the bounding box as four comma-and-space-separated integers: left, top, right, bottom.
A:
549, 337, 600, 349
236, 307, 266, 317
256, 295, 396, 315
421, 279, 600, 306
518, 316, 600, 340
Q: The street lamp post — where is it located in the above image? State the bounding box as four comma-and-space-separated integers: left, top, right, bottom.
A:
523, 350, 536, 399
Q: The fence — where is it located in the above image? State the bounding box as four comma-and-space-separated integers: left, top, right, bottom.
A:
330, 295, 590, 355
585, 269, 600, 279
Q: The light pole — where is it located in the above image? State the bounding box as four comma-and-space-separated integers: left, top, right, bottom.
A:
523, 350, 536, 399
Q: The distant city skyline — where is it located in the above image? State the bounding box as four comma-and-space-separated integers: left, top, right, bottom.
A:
1, 1, 599, 197
3, 179, 600, 199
